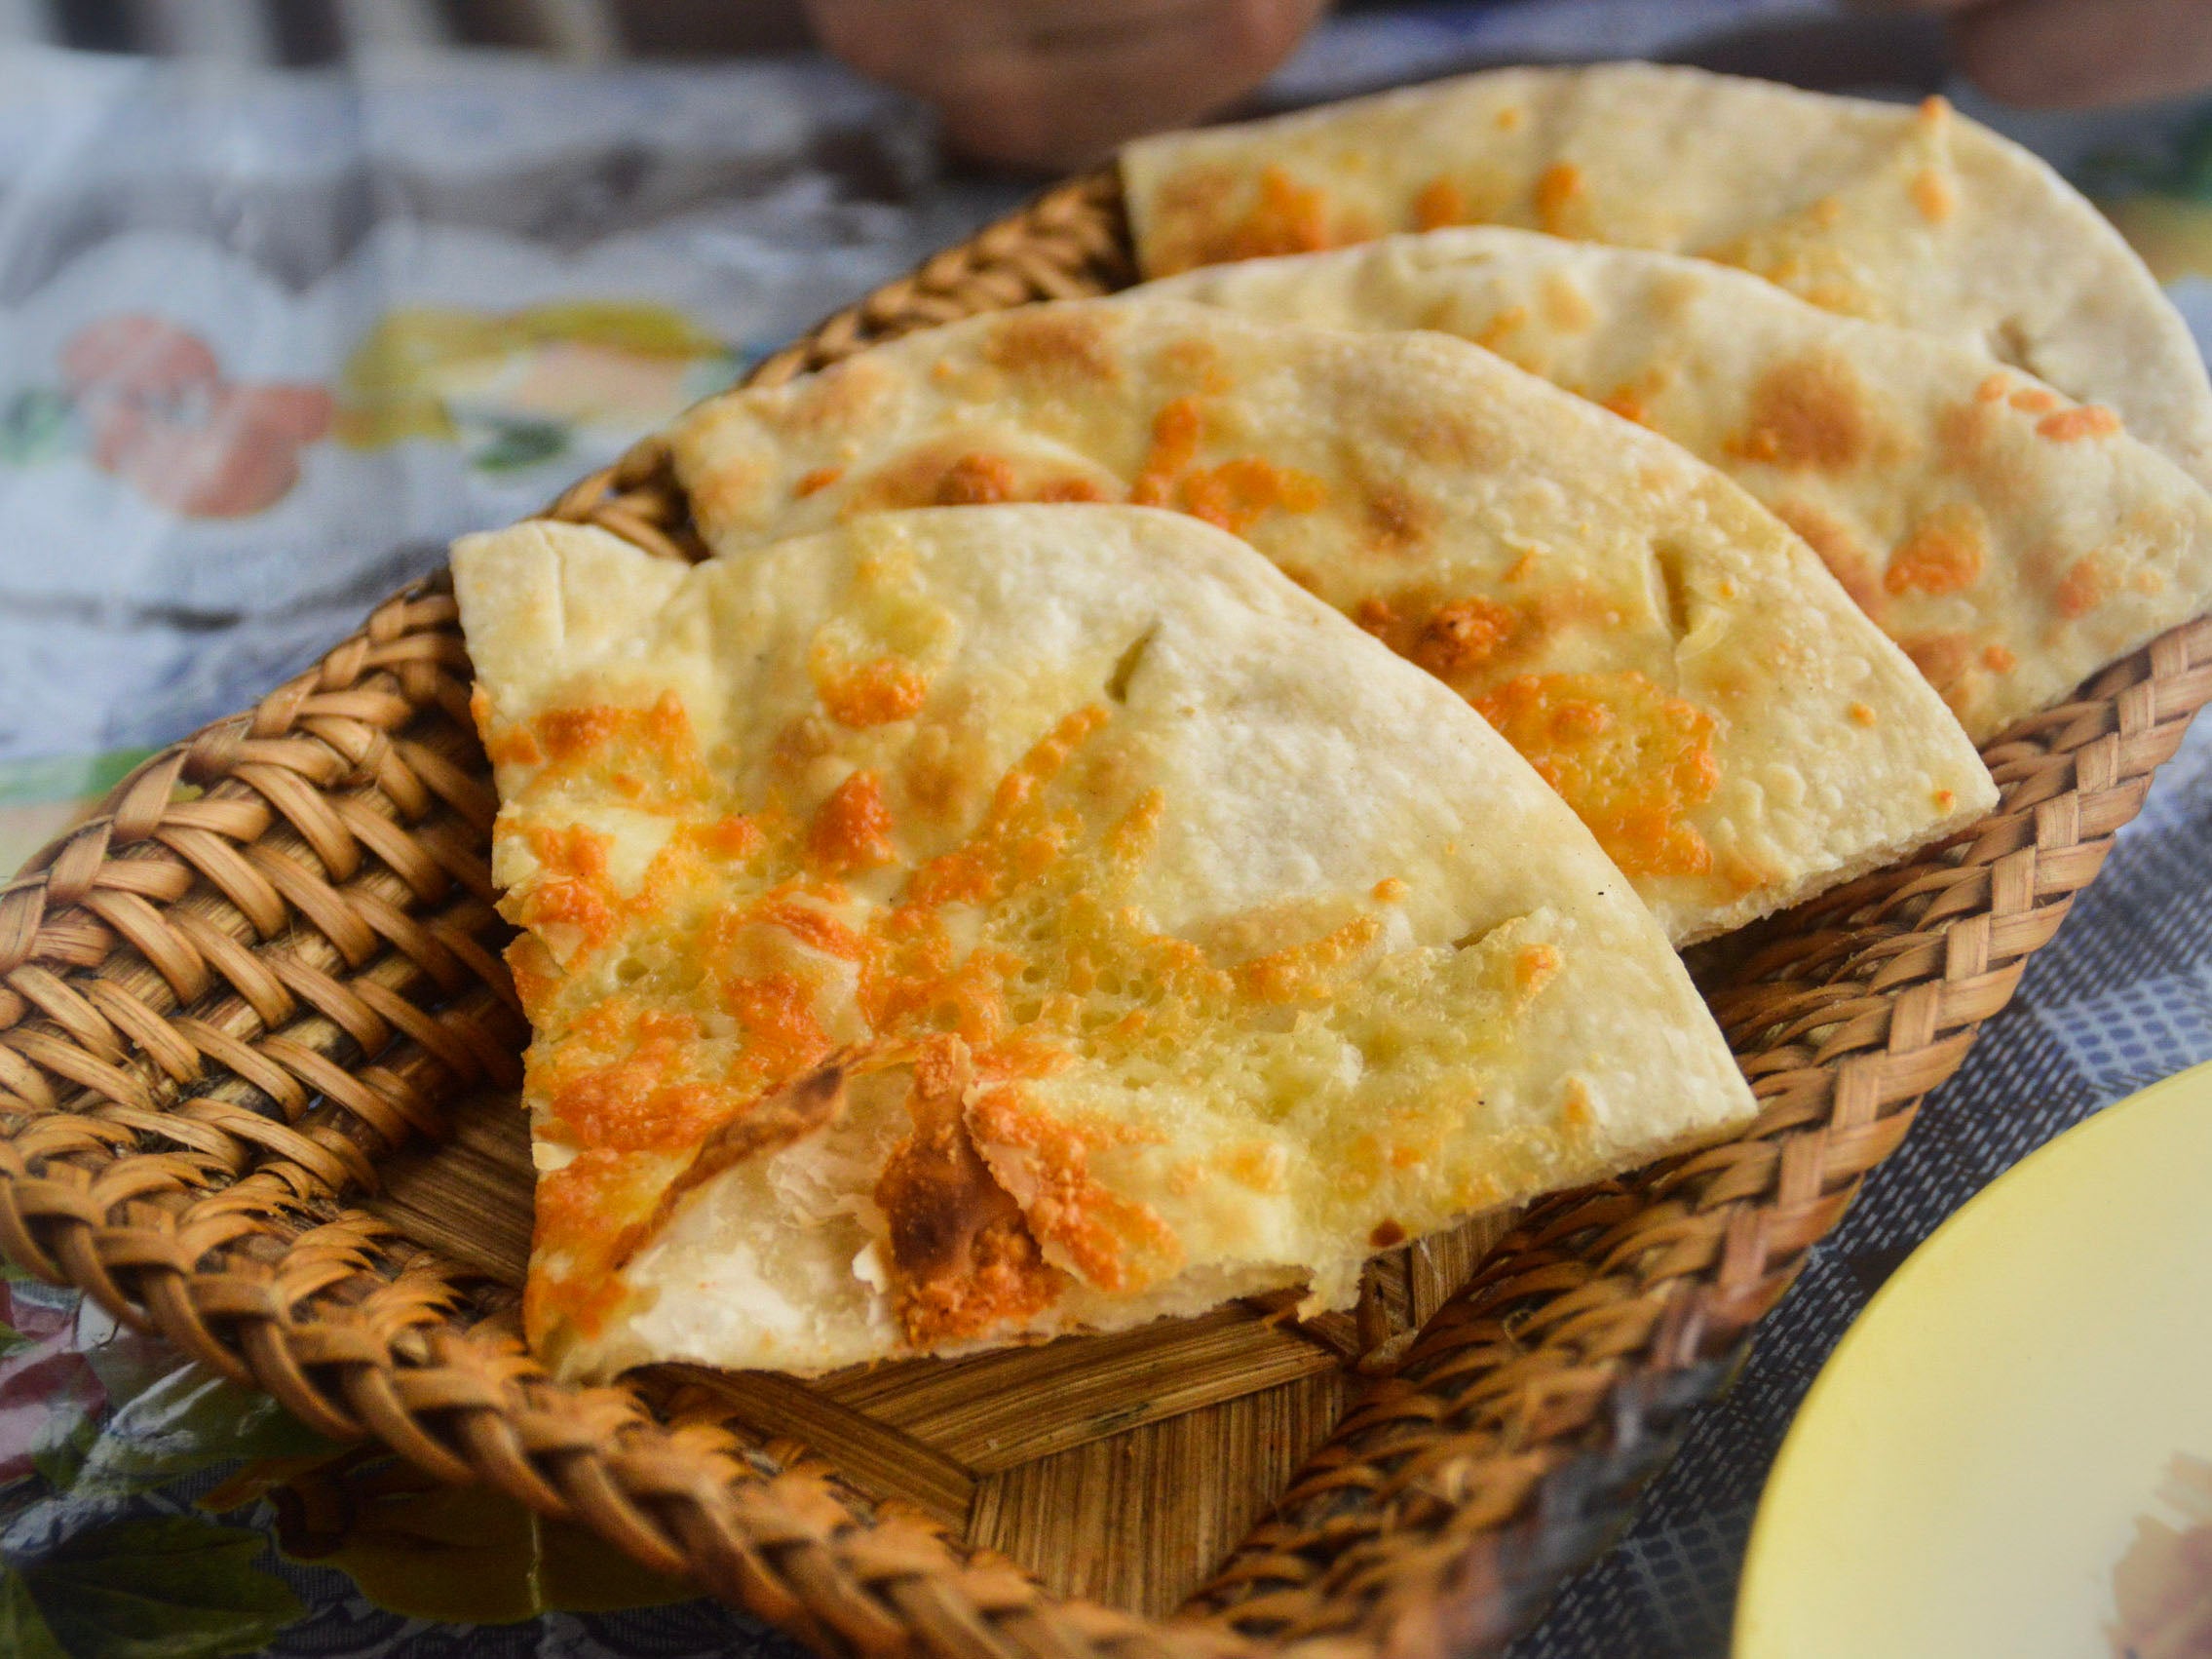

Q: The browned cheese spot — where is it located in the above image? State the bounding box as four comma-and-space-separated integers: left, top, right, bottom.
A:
2055, 556, 2111, 619
1911, 168, 1956, 223
1235, 914, 1384, 1004
982, 309, 1125, 388
1560, 1078, 1594, 1130
686, 452, 775, 529
808, 769, 897, 874
1413, 175, 1470, 231
1413, 597, 1519, 676
1129, 396, 1203, 507
1180, 457, 1327, 536
1728, 354, 1878, 471
966, 1088, 1178, 1293
934, 451, 1022, 505
1602, 385, 1652, 426
1205, 165, 1344, 266
2037, 405, 2122, 443
1533, 163, 1586, 236
815, 651, 930, 728
1128, 395, 1326, 534
901, 717, 989, 830
1902, 632, 1974, 694
852, 444, 1108, 514
1144, 163, 1242, 275
1159, 334, 1232, 394
1515, 942, 1561, 993
874, 1036, 1066, 1347
1885, 503, 1989, 598
1366, 485, 1432, 555
1473, 671, 1720, 879
771, 712, 837, 784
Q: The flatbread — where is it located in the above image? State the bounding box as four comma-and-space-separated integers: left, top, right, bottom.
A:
1120, 62, 2212, 487
667, 298, 1995, 944
453, 506, 1755, 1380
1142, 228, 2212, 743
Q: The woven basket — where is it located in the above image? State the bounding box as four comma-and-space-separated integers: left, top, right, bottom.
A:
5, 165, 2209, 1657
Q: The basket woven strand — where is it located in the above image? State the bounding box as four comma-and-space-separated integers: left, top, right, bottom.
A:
2, 166, 2208, 1657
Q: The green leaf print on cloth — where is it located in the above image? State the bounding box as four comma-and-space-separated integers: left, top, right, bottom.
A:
0, 1515, 303, 1659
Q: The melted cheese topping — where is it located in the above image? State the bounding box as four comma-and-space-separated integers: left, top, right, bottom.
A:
1726, 354, 1880, 472
1121, 59, 2212, 509
1207, 165, 1354, 262
1474, 672, 1719, 878
1884, 504, 1988, 598
668, 298, 2013, 942
459, 511, 1758, 1379
492, 638, 1552, 1353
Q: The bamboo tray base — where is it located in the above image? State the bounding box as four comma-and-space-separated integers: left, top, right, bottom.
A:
369, 1081, 1508, 1613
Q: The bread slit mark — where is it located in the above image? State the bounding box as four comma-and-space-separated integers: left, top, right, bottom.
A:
1647, 539, 1693, 645
1985, 315, 2035, 375
1450, 913, 1527, 954
1106, 624, 1161, 705
610, 1056, 853, 1272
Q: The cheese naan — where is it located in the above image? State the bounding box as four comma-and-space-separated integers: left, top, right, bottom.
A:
668, 298, 1995, 943
453, 506, 1755, 1380
1143, 229, 2212, 742
1120, 62, 2212, 487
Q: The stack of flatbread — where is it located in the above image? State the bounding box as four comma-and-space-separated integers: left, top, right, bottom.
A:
450, 62, 2212, 1385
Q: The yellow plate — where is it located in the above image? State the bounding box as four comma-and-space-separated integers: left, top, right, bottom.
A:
1735, 1061, 2212, 1658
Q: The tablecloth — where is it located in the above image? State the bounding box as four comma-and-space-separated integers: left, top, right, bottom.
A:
2, 9, 2210, 1655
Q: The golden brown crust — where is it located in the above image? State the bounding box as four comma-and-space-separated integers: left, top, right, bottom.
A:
453, 509, 1757, 1379
667, 296, 1997, 941
875, 1037, 1066, 1347
1123, 62, 2212, 484
1138, 227, 2212, 749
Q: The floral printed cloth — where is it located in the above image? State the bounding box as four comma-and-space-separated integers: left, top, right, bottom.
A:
3, 8, 2212, 1656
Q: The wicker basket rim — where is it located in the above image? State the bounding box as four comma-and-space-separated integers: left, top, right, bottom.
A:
1, 163, 2209, 1659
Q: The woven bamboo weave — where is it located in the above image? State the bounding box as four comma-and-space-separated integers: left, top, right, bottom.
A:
3, 166, 2209, 1657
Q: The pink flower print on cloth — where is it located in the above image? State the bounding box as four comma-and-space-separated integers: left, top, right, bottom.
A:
60, 315, 333, 519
